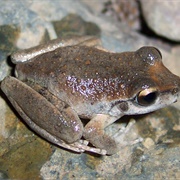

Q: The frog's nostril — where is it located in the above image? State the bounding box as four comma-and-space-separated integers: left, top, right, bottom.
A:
172, 88, 179, 95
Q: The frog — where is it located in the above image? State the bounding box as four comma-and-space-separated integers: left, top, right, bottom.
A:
1, 36, 180, 155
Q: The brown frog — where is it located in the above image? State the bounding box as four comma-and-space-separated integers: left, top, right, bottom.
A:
1, 36, 180, 155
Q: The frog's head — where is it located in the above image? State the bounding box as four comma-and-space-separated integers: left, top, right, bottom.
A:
110, 47, 180, 116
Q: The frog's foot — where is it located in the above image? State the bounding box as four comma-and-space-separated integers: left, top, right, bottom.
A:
113, 119, 143, 147
55, 139, 107, 155
73, 140, 107, 155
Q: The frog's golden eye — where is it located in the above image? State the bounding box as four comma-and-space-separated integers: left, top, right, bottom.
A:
136, 88, 158, 106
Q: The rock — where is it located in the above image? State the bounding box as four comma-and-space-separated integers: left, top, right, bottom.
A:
101, 0, 141, 30
140, 0, 180, 41
143, 138, 155, 149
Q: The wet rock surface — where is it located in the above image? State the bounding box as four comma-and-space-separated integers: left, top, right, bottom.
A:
0, 0, 179, 179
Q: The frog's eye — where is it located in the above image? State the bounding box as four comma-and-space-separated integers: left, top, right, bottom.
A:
153, 47, 162, 59
136, 88, 158, 106
137, 47, 162, 65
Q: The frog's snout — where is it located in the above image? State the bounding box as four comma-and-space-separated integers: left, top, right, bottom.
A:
171, 87, 179, 95
173, 76, 180, 96
173, 89, 179, 103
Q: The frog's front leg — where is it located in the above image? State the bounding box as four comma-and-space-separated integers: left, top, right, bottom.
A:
1, 76, 85, 152
83, 114, 142, 155
83, 114, 120, 155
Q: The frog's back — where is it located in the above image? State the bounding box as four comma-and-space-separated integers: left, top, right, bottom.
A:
15, 46, 138, 102
16, 46, 134, 83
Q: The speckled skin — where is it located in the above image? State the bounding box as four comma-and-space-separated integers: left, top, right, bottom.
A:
1, 37, 180, 155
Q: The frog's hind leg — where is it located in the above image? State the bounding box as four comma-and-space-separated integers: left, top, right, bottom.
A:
1, 76, 84, 152
25, 80, 107, 155
9, 98, 86, 153
11, 35, 101, 63
1, 76, 107, 155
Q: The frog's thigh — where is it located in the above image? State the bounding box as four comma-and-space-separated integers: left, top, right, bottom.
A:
1, 76, 83, 144
83, 114, 118, 155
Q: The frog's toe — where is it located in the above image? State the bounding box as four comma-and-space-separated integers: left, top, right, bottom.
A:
55, 139, 107, 155
72, 140, 107, 155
